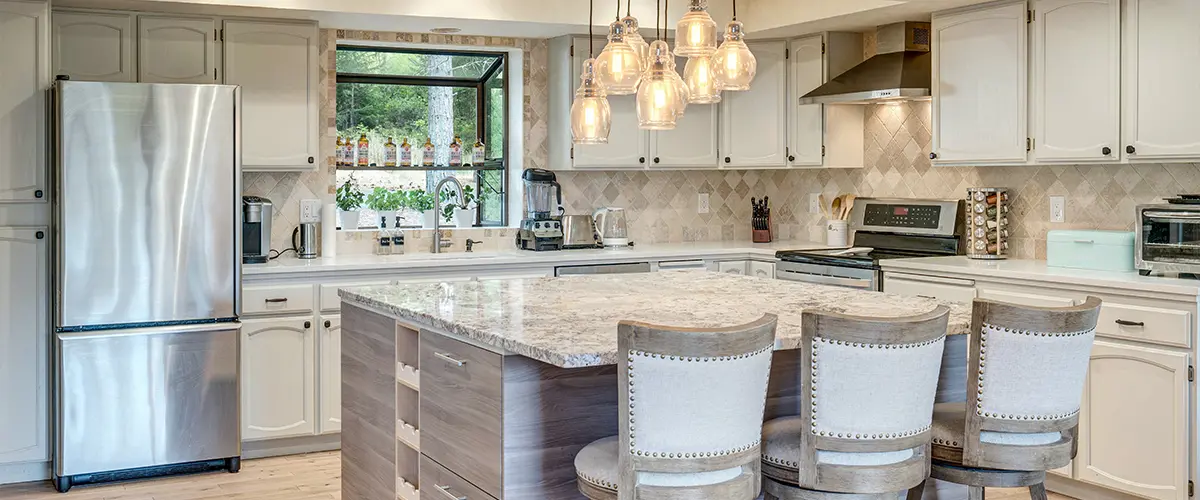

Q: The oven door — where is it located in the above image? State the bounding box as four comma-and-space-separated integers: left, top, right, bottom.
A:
776, 261, 879, 290
1139, 208, 1200, 270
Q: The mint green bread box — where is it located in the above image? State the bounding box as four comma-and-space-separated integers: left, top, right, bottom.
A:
1046, 230, 1135, 272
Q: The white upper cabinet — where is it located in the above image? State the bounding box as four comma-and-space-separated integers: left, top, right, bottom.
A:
52, 11, 134, 82
721, 40, 789, 168
651, 102, 719, 168
223, 20, 319, 171
138, 16, 218, 83
1122, 0, 1200, 161
932, 1, 1028, 165
1033, 0, 1120, 163
573, 94, 648, 168
789, 35, 824, 167
0, 227, 48, 465
0, 0, 49, 203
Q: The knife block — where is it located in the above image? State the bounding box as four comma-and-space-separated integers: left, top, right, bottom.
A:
752, 214, 773, 243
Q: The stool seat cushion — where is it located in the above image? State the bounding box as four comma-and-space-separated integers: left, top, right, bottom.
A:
932, 402, 1064, 453
574, 436, 744, 491
761, 416, 915, 471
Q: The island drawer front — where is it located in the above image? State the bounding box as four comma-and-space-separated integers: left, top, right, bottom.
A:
1096, 302, 1192, 348
421, 454, 499, 500
420, 331, 504, 498
242, 284, 315, 315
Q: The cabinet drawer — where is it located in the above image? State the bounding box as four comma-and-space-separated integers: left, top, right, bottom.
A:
242, 284, 315, 315
885, 274, 977, 303
1096, 302, 1191, 348
420, 331, 503, 498
421, 454, 498, 500
976, 287, 1079, 308
319, 282, 389, 311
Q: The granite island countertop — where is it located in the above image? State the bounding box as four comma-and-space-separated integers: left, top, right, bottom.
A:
339, 271, 972, 368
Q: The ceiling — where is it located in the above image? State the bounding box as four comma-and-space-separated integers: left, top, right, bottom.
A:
56, 0, 997, 38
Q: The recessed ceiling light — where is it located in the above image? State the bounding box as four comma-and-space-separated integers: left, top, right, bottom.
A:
431, 27, 462, 34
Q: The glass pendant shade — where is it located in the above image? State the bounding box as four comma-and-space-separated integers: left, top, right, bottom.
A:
595, 21, 642, 95
683, 54, 721, 103
712, 20, 757, 91
621, 15, 651, 72
636, 41, 682, 130
571, 58, 612, 144
674, 0, 718, 57
664, 51, 691, 117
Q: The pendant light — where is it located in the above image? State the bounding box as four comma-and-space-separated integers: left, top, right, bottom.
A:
595, 0, 642, 95
664, 51, 691, 116
674, 0, 718, 57
636, 1, 684, 129
621, 0, 650, 72
571, 0, 612, 144
683, 54, 721, 103
712, 0, 756, 91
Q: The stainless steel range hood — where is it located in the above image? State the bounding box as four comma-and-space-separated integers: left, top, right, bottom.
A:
800, 22, 931, 105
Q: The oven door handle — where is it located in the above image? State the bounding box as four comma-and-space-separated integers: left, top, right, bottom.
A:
778, 270, 875, 289
1143, 210, 1200, 220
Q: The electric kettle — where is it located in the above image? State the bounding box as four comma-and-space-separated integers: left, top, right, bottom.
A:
592, 207, 630, 247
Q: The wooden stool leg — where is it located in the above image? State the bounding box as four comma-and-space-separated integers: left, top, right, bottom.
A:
1029, 483, 1049, 500
967, 486, 985, 500
905, 479, 927, 500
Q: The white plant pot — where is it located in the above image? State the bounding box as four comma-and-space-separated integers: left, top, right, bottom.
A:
454, 208, 476, 228
377, 210, 397, 227
339, 210, 361, 230
422, 209, 437, 228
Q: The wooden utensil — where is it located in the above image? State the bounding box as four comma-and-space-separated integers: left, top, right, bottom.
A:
830, 196, 842, 221
818, 194, 830, 219
841, 194, 856, 220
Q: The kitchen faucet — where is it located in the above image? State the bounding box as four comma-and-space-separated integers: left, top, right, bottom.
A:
431, 177, 465, 254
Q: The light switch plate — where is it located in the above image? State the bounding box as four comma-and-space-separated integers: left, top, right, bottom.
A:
1049, 196, 1065, 223
300, 199, 322, 223
809, 194, 821, 214
698, 193, 710, 214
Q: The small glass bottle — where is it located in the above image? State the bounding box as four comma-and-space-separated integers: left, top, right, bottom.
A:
400, 138, 413, 167
357, 134, 370, 167
335, 136, 346, 166
376, 216, 392, 255
391, 215, 405, 254
343, 138, 355, 166
383, 137, 398, 167
472, 139, 486, 166
421, 137, 435, 166
448, 136, 463, 167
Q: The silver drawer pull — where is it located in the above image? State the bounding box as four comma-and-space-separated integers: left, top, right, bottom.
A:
434, 352, 466, 367
1074, 240, 1095, 244
435, 485, 467, 500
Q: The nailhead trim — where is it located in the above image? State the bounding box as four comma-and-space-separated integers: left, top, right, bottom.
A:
932, 437, 960, 447
577, 471, 618, 491
626, 346, 771, 458
982, 323, 1096, 338
976, 324, 1091, 420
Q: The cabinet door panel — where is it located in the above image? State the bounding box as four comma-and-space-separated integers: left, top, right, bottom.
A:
976, 287, 1078, 307
138, 16, 217, 83
0, 227, 48, 464
570, 38, 647, 169
0, 0, 49, 202
224, 21, 319, 170
721, 41, 788, 168
932, 2, 1028, 164
1033, 0, 1119, 162
717, 260, 747, 275
789, 35, 824, 167
242, 317, 316, 440
53, 11, 134, 82
1078, 341, 1189, 500
319, 316, 341, 434
1122, 0, 1200, 160
652, 102, 718, 168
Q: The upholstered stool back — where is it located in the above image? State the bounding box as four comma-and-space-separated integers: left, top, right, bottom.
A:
615, 314, 777, 499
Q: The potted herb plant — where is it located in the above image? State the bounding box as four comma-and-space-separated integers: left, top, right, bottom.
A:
404, 189, 435, 228
452, 185, 480, 228
336, 178, 365, 230
366, 187, 403, 225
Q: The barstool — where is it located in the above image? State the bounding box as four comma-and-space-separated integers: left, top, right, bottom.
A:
761, 306, 951, 499
909, 296, 1101, 500
573, 314, 779, 500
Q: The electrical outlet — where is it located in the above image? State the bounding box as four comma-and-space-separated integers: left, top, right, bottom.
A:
300, 199, 322, 224
809, 194, 821, 214
698, 193, 710, 214
1049, 196, 1066, 223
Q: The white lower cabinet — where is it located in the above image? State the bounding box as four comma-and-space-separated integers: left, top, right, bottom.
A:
883, 272, 977, 302
1077, 341, 1190, 500
0, 227, 48, 465
749, 261, 775, 279
318, 315, 341, 434
241, 317, 316, 441
717, 260, 748, 275
975, 286, 1079, 307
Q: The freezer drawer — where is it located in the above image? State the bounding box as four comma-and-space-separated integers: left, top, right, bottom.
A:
56, 323, 241, 477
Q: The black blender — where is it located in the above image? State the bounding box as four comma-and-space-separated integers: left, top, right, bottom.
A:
517, 168, 564, 251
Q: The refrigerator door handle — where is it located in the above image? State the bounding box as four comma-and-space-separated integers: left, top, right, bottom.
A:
57, 322, 242, 340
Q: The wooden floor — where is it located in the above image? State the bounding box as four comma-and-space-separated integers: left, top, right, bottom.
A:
0, 451, 1072, 500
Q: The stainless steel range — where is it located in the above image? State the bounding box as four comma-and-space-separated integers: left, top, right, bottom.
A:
776, 198, 964, 290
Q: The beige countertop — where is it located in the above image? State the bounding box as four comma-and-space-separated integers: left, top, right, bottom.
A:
880, 256, 1200, 296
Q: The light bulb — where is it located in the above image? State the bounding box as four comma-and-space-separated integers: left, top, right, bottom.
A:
712, 20, 756, 91
663, 50, 690, 117
595, 21, 642, 95
636, 41, 682, 130
571, 58, 612, 144
674, 0, 718, 57
683, 54, 721, 104
621, 15, 651, 72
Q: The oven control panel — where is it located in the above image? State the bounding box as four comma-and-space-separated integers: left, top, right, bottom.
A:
850, 198, 962, 237
862, 204, 942, 229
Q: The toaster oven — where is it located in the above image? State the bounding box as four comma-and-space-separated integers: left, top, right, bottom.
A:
1136, 204, 1200, 275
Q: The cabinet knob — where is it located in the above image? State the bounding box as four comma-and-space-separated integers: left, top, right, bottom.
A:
35, 231, 44, 240
304, 321, 312, 329
1126, 145, 1136, 155
639, 157, 646, 164
324, 320, 331, 328
724, 157, 731, 163
929, 152, 938, 160
1102, 146, 1112, 156
653, 157, 660, 164
788, 155, 795, 162
34, 190, 43, 199
308, 156, 315, 164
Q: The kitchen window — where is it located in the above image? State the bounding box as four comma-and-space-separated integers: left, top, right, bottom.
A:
335, 45, 508, 228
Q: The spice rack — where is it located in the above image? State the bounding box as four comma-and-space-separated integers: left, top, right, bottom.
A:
966, 187, 1009, 260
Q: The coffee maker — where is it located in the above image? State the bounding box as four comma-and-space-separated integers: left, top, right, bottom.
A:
517, 169, 564, 251
242, 196, 272, 263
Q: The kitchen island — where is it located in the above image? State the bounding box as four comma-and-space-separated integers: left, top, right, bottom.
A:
338, 271, 972, 500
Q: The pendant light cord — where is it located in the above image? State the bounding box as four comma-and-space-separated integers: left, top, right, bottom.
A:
732, 0, 737, 20
627, 0, 632, 16
615, 0, 621, 21
588, 0, 595, 57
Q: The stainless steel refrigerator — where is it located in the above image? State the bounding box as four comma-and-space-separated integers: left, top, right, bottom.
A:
51, 81, 242, 492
